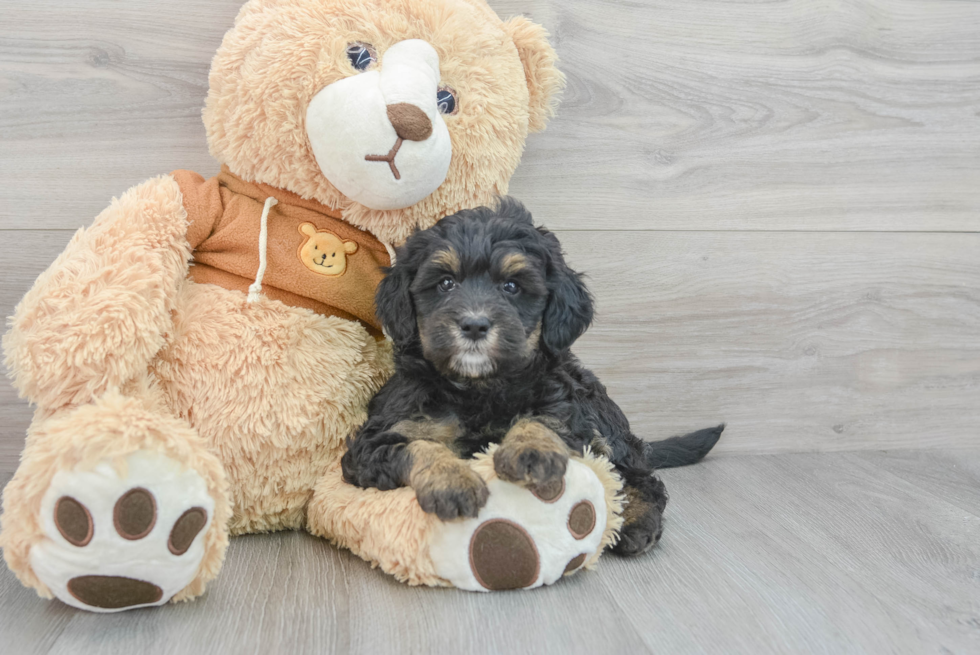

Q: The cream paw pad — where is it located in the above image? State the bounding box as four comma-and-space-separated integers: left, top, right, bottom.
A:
30, 451, 214, 612
429, 451, 620, 591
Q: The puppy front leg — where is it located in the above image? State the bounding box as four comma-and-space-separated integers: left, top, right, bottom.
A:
408, 441, 490, 521
493, 418, 570, 495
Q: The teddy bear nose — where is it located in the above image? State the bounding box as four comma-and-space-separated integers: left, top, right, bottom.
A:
387, 103, 432, 141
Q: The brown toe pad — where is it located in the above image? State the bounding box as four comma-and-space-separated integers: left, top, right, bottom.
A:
469, 519, 540, 590
114, 488, 157, 540
568, 500, 596, 540
528, 477, 565, 503
564, 553, 587, 575
168, 507, 208, 556
54, 496, 93, 547
67, 575, 163, 609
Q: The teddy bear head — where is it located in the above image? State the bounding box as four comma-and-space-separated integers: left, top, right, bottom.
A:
203, 0, 564, 245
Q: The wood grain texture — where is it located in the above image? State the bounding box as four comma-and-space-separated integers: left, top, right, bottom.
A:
3, 451, 978, 654
500, 0, 980, 231
560, 230, 980, 454
2, 0, 979, 230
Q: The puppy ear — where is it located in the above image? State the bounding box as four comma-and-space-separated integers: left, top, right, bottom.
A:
375, 260, 417, 346
540, 233, 594, 353
502, 16, 566, 133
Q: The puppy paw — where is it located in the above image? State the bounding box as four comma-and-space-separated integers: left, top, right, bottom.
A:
29, 451, 217, 612
414, 464, 490, 521
493, 442, 568, 488
611, 505, 663, 556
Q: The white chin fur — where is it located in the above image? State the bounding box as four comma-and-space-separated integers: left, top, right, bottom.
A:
451, 352, 496, 378
305, 39, 452, 211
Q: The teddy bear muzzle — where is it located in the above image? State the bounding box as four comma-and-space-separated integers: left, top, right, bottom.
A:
306, 39, 452, 211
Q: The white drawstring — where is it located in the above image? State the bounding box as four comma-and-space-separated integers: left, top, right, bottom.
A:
247, 196, 279, 303
382, 241, 397, 266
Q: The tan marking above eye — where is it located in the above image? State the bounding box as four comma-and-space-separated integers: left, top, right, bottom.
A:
430, 248, 461, 275
500, 252, 528, 277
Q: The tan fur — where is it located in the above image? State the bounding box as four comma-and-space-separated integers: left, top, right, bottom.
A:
407, 440, 476, 492
500, 252, 528, 277
307, 462, 448, 587
621, 486, 654, 527
392, 417, 464, 451
430, 248, 462, 276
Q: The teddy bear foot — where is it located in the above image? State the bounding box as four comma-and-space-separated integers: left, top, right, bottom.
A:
428, 457, 608, 591
29, 450, 215, 612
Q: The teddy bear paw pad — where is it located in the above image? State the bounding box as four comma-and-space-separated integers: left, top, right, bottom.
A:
30, 451, 214, 612
430, 458, 607, 591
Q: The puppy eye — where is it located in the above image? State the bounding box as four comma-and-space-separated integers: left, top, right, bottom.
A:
346, 43, 377, 71
436, 86, 458, 115
502, 281, 520, 295
438, 277, 457, 292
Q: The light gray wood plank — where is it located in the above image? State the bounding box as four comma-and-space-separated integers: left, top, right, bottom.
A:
598, 450, 980, 654
564, 230, 980, 454
2, 0, 979, 231
501, 0, 980, 231
339, 554, 650, 655
4, 452, 979, 654
0, 0, 235, 229
850, 448, 980, 520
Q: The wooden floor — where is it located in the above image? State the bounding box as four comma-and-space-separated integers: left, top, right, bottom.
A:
3, 450, 980, 654
1, 0, 979, 653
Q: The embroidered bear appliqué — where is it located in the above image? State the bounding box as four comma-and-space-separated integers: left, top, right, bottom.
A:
298, 222, 358, 277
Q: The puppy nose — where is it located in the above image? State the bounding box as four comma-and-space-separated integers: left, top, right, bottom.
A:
387, 103, 432, 141
459, 316, 492, 341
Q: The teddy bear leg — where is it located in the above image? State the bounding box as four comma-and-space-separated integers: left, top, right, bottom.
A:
0, 389, 231, 612
307, 447, 623, 591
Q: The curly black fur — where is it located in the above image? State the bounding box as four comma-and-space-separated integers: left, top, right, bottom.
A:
342, 198, 722, 555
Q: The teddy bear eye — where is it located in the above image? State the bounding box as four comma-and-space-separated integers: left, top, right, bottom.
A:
436, 87, 458, 115
346, 43, 377, 71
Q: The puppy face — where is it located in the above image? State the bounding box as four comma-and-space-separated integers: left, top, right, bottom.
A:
376, 198, 594, 379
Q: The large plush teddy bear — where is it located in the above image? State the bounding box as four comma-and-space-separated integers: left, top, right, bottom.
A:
1, 0, 625, 612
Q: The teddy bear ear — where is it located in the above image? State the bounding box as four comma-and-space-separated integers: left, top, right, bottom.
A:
299, 223, 317, 237
344, 241, 358, 254
502, 16, 566, 133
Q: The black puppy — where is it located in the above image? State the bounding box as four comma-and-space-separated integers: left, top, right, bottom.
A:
342, 198, 722, 555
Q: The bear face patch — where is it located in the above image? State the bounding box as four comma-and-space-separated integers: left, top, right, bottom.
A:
298, 222, 358, 276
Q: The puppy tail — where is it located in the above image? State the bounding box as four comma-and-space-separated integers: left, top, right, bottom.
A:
643, 424, 724, 469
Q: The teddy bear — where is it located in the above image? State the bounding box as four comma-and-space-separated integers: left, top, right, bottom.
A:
0, 0, 626, 612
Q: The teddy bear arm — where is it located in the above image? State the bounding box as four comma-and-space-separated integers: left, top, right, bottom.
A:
2, 175, 195, 410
